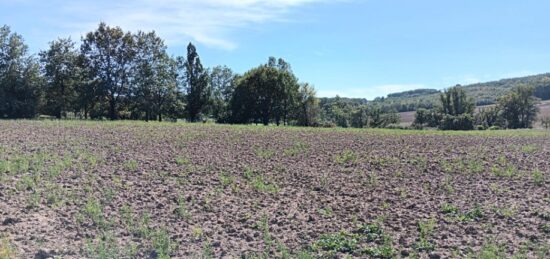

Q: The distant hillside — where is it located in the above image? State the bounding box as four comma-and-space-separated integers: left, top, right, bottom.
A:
387, 89, 440, 98
373, 73, 550, 112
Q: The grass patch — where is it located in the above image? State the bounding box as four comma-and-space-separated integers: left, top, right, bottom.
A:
312, 231, 358, 253
175, 156, 190, 166
334, 150, 358, 165
532, 169, 544, 186
243, 167, 279, 193
413, 219, 436, 253
283, 142, 309, 157
176, 195, 191, 220
85, 233, 137, 259
255, 147, 275, 159
124, 160, 138, 172
0, 237, 17, 258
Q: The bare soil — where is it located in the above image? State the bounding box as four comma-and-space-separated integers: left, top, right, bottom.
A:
0, 121, 549, 258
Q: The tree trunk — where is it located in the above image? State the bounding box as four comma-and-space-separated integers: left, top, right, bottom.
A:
109, 97, 117, 120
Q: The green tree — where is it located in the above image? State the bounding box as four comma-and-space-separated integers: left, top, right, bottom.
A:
350, 105, 368, 128
413, 108, 429, 128
439, 85, 475, 116
209, 65, 236, 123
541, 117, 550, 129
296, 83, 320, 126
182, 43, 209, 122
230, 65, 278, 125
230, 58, 300, 126
268, 57, 299, 125
497, 85, 539, 129
80, 23, 136, 120
132, 31, 179, 121
437, 86, 475, 130
474, 106, 502, 129
0, 25, 43, 118
39, 38, 80, 118
368, 106, 400, 128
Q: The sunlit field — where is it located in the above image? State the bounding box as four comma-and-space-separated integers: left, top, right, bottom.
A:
0, 121, 548, 258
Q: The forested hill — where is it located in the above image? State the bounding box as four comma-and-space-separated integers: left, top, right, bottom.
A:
369, 73, 550, 112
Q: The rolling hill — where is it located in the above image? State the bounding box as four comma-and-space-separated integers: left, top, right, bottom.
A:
373, 73, 550, 112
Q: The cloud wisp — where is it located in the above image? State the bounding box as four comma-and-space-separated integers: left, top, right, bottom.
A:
15, 0, 333, 50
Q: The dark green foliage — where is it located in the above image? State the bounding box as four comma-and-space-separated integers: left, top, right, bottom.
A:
319, 97, 399, 128
436, 86, 475, 130
80, 23, 136, 120
39, 38, 80, 119
230, 57, 300, 125
475, 106, 503, 129
439, 86, 475, 116
414, 86, 494, 130
542, 117, 550, 129
350, 106, 369, 128
131, 31, 179, 121
497, 85, 539, 129
296, 83, 320, 126
413, 108, 429, 128
440, 114, 474, 131
368, 106, 400, 128
208, 65, 237, 123
182, 43, 209, 122
0, 25, 43, 118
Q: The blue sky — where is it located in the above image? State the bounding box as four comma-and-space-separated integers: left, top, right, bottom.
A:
2, 0, 550, 99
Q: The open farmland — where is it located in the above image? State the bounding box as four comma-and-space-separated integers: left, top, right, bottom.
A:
0, 121, 549, 258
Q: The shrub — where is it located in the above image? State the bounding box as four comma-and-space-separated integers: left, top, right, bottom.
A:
313, 232, 358, 253
440, 114, 475, 130
541, 117, 550, 129
385, 124, 410, 130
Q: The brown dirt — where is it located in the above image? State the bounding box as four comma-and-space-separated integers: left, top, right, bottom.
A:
0, 121, 549, 258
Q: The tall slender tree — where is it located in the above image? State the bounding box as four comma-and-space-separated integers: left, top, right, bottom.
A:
296, 83, 319, 126
182, 43, 209, 122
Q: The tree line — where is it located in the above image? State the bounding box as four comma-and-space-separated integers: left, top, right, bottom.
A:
0, 23, 402, 128
5, 23, 539, 130
373, 74, 550, 113
413, 85, 541, 130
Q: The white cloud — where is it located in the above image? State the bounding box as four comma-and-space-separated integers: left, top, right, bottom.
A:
318, 84, 428, 100
15, 0, 336, 50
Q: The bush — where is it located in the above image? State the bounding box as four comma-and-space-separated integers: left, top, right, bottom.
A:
440, 114, 474, 131
475, 125, 486, 130
488, 126, 501, 130
385, 124, 410, 130
541, 117, 550, 129
320, 121, 337, 128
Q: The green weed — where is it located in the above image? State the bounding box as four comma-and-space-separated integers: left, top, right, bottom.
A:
255, 148, 275, 159
176, 195, 191, 220
124, 160, 138, 172
334, 150, 358, 165
175, 156, 190, 166
283, 142, 309, 157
